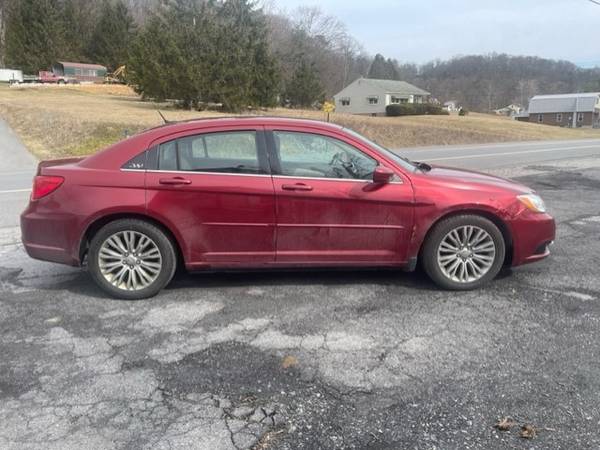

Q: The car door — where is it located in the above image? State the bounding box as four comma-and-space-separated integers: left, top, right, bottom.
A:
265, 127, 415, 265
145, 126, 276, 269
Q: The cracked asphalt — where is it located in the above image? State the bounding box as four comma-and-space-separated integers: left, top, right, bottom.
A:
2, 141, 600, 448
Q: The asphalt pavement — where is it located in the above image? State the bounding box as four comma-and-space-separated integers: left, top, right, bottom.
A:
2, 121, 600, 449
0, 120, 36, 229
397, 138, 600, 170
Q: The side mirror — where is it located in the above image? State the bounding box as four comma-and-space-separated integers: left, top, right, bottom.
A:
373, 166, 395, 184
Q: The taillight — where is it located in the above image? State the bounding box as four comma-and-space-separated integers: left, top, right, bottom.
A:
31, 175, 64, 201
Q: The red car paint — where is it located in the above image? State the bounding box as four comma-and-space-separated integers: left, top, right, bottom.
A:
21, 117, 555, 273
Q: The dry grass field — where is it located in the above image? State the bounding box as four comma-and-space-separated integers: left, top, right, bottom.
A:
1, 83, 599, 160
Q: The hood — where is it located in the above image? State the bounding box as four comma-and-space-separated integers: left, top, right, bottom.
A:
419, 165, 532, 194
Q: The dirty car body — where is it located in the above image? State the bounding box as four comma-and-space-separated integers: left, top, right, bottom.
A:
21, 117, 555, 299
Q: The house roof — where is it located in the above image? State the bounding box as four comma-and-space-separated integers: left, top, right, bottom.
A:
528, 92, 600, 114
358, 78, 430, 96
57, 61, 107, 71
334, 77, 430, 98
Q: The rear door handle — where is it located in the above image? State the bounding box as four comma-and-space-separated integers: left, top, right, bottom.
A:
159, 177, 192, 186
282, 183, 313, 191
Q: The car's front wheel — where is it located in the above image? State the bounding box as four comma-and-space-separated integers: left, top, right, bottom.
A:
88, 219, 177, 299
422, 215, 505, 290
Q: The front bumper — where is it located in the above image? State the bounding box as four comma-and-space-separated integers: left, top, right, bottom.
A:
510, 212, 556, 266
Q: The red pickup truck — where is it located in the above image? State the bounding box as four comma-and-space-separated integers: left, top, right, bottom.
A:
38, 71, 72, 84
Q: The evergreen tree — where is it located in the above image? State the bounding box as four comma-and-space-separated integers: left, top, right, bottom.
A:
87, 0, 134, 70
128, 0, 279, 111
209, 0, 279, 110
285, 58, 324, 108
4, 0, 65, 73
61, 0, 93, 61
367, 53, 400, 80
128, 15, 188, 103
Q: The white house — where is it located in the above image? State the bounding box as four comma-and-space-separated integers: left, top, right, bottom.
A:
443, 100, 459, 112
333, 77, 430, 116
494, 104, 524, 116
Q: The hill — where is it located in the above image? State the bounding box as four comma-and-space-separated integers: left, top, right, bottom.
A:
0, 84, 599, 160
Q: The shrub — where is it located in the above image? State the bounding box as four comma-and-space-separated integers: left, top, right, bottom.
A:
459, 107, 469, 116
386, 103, 449, 117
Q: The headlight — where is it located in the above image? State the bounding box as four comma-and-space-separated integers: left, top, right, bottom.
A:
517, 194, 546, 213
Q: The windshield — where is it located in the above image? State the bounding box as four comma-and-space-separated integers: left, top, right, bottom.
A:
343, 128, 418, 171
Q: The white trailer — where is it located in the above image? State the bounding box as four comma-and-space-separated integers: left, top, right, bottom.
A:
0, 68, 24, 83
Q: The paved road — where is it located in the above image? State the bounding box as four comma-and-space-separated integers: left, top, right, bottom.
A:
397, 138, 600, 170
0, 120, 36, 229
2, 123, 600, 449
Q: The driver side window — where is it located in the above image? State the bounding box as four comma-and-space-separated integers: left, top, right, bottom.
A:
273, 131, 377, 180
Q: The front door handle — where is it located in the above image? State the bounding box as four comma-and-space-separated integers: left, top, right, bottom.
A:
282, 183, 313, 191
159, 177, 192, 186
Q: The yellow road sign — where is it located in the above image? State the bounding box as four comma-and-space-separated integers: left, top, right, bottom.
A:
322, 101, 335, 113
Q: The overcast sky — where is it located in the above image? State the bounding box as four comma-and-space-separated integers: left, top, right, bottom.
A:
275, 0, 600, 67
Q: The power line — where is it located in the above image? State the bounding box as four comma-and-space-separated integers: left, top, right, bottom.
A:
589, 0, 600, 5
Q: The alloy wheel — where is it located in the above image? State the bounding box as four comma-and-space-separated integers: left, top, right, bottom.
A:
98, 230, 162, 291
437, 225, 496, 283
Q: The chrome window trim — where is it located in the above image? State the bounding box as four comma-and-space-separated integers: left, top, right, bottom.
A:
272, 174, 403, 185
120, 168, 272, 178
119, 168, 403, 184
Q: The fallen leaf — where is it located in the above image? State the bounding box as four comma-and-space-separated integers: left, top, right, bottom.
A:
281, 355, 298, 369
495, 417, 516, 431
520, 424, 537, 439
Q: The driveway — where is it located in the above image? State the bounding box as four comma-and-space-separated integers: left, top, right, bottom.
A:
1, 124, 600, 449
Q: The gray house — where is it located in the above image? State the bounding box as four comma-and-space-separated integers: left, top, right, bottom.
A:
523, 93, 600, 128
333, 78, 430, 116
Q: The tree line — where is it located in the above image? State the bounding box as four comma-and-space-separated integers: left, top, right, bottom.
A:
0, 0, 368, 111
0, 0, 599, 112
368, 52, 600, 112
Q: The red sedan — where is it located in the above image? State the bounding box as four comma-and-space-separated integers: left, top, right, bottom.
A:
21, 117, 555, 299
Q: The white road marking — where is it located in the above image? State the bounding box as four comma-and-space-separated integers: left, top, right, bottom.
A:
398, 139, 600, 153
565, 291, 595, 301
420, 144, 600, 162
0, 188, 31, 194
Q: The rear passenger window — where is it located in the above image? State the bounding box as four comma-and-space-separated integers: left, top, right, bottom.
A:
178, 131, 262, 174
159, 140, 177, 171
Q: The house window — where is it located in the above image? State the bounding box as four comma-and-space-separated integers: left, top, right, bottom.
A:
340, 98, 351, 106
578, 112, 584, 122
537, 114, 543, 123
390, 96, 408, 104
556, 113, 562, 122
367, 96, 379, 105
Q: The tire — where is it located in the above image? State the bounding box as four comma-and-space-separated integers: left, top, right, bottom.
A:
422, 214, 505, 290
88, 219, 177, 300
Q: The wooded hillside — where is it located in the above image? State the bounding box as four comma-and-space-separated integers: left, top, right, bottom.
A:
0, 0, 599, 112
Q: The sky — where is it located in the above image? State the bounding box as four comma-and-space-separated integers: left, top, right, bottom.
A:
274, 0, 600, 67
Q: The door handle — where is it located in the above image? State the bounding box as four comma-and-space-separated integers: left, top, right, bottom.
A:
282, 183, 313, 191
159, 177, 192, 186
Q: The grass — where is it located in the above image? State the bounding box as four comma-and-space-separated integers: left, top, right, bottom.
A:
1, 83, 599, 160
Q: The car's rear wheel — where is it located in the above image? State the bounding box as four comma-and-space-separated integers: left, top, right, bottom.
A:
88, 219, 176, 299
422, 215, 505, 290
